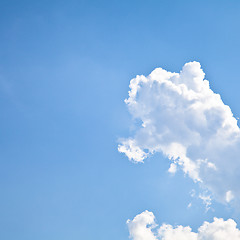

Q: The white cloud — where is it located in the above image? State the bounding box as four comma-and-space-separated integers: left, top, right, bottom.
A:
118, 139, 147, 163
199, 193, 212, 212
127, 211, 240, 240
226, 190, 234, 203
118, 61, 240, 203
127, 211, 158, 240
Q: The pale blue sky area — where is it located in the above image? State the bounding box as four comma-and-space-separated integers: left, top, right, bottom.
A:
1, 1, 240, 239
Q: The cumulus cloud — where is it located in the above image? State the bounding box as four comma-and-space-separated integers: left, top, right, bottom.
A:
118, 62, 240, 203
127, 211, 158, 240
127, 211, 240, 240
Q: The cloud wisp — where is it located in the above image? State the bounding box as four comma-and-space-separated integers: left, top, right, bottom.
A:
118, 62, 240, 203
127, 211, 240, 240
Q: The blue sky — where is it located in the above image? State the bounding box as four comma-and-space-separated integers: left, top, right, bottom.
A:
1, 1, 240, 239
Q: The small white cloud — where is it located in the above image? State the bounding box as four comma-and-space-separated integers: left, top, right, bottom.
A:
118, 139, 148, 163
127, 210, 158, 240
168, 163, 177, 174
207, 161, 217, 170
119, 61, 240, 203
127, 211, 240, 240
187, 202, 192, 208
199, 193, 212, 212
226, 190, 234, 203
190, 189, 196, 198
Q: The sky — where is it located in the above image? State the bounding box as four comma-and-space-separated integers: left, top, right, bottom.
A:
1, 1, 240, 239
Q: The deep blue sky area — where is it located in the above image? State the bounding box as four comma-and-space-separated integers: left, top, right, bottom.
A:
1, 1, 240, 239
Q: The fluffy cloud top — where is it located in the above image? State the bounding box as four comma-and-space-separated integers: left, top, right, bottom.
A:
127, 211, 240, 240
118, 62, 240, 203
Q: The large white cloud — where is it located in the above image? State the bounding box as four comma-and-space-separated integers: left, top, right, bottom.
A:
127, 211, 240, 240
118, 62, 240, 203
